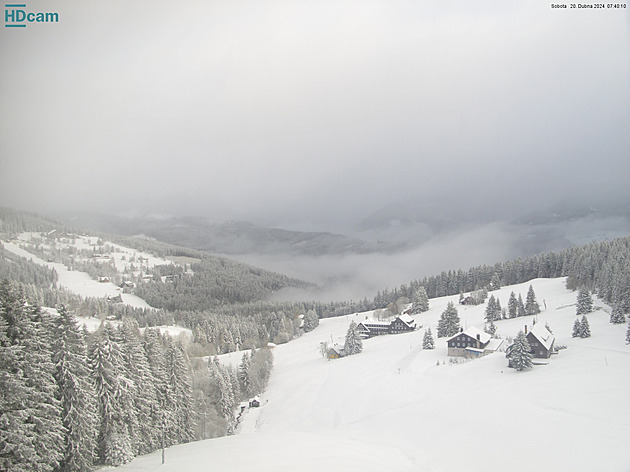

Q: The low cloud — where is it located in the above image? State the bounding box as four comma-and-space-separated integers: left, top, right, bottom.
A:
245, 223, 519, 302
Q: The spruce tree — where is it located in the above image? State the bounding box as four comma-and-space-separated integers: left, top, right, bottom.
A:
303, 309, 319, 333
343, 321, 363, 355
164, 337, 194, 445
576, 288, 594, 315
626, 323, 630, 344
412, 286, 429, 313
0, 281, 65, 472
489, 273, 501, 291
437, 302, 461, 338
572, 318, 581, 338
208, 358, 236, 432
52, 305, 98, 472
88, 324, 134, 466
609, 304, 626, 324
238, 351, 252, 398
143, 328, 171, 447
525, 285, 541, 316
0, 295, 41, 471
485, 321, 497, 337
117, 320, 160, 455
422, 328, 435, 349
579, 315, 591, 338
507, 331, 533, 371
508, 292, 518, 318
485, 295, 496, 322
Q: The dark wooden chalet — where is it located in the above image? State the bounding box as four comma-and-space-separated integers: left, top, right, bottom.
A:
357, 314, 417, 339
526, 324, 555, 359
389, 314, 417, 334
357, 320, 390, 338
447, 327, 503, 358
249, 396, 260, 408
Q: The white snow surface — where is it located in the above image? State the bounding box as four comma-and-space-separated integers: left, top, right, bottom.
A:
111, 278, 630, 472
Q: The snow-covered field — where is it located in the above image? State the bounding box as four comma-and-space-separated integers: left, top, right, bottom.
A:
111, 277, 630, 472
3, 240, 153, 309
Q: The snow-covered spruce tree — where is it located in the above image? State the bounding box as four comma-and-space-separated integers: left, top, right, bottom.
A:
437, 301, 461, 338
422, 328, 435, 349
572, 318, 581, 338
0, 280, 65, 472
143, 327, 172, 447
344, 321, 363, 356
507, 331, 533, 371
609, 304, 626, 324
508, 292, 518, 318
0, 285, 55, 472
412, 286, 429, 313
238, 351, 252, 398
576, 288, 594, 315
525, 285, 541, 316
117, 319, 160, 455
88, 324, 134, 466
208, 358, 236, 433
485, 295, 501, 322
626, 323, 630, 344
489, 272, 501, 291
579, 315, 591, 338
164, 336, 194, 445
485, 321, 497, 337
303, 309, 319, 333
52, 305, 98, 472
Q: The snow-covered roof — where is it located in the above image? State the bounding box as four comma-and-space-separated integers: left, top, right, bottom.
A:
484, 338, 505, 352
447, 326, 491, 344
358, 319, 390, 327
529, 324, 555, 350
397, 314, 415, 326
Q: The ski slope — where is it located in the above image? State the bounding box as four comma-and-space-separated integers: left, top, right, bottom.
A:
111, 277, 630, 472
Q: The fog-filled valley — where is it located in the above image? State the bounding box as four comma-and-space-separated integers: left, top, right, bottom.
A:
57, 196, 630, 302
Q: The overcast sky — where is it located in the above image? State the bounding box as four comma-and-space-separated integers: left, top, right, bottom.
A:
1, 0, 628, 231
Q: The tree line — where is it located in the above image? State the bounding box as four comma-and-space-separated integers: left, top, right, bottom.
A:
371, 235, 630, 316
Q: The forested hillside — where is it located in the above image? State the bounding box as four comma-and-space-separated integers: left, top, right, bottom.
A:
0, 280, 274, 470
372, 235, 630, 316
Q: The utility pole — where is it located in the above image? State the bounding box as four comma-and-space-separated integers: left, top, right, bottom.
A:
161, 419, 165, 465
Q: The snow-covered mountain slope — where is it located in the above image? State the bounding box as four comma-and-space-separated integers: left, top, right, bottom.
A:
3, 239, 155, 309
112, 277, 630, 472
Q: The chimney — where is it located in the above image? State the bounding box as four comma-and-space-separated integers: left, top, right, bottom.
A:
524, 325, 528, 334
